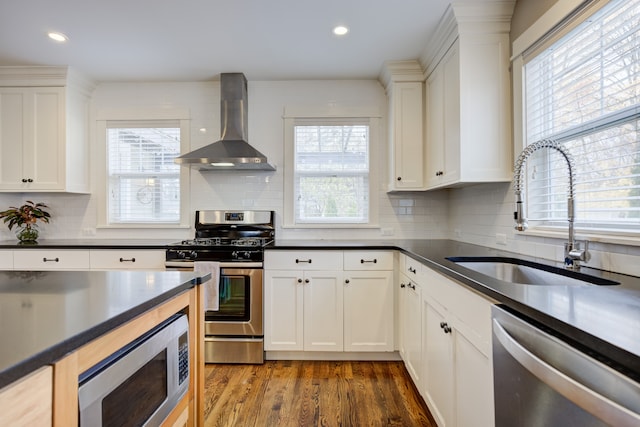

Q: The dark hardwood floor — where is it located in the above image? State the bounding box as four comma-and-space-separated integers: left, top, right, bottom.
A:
203, 360, 436, 426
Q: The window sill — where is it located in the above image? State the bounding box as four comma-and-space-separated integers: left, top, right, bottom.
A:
517, 226, 640, 247
281, 224, 380, 230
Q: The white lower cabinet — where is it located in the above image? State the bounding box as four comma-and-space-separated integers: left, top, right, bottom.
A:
264, 250, 394, 354
420, 265, 495, 427
264, 268, 343, 351
344, 270, 394, 352
263, 269, 304, 350
4, 248, 165, 271
423, 295, 455, 426
399, 270, 422, 385
303, 270, 344, 351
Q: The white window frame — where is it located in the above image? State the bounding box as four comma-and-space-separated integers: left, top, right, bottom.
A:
512, 0, 640, 245
283, 107, 380, 229
96, 108, 190, 229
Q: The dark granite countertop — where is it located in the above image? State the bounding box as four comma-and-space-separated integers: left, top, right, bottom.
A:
268, 239, 640, 378
0, 239, 176, 249
0, 270, 206, 389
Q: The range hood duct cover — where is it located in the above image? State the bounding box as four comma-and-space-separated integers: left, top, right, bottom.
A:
175, 73, 276, 171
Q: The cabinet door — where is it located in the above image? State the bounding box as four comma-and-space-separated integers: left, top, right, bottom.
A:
0, 87, 64, 190
343, 270, 393, 352
264, 270, 304, 351
28, 88, 64, 190
0, 89, 26, 188
425, 65, 445, 189
0, 366, 52, 427
441, 43, 461, 185
390, 82, 424, 190
403, 280, 422, 386
455, 331, 494, 427
303, 270, 344, 351
423, 296, 454, 427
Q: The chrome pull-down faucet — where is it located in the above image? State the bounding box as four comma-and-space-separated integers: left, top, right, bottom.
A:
513, 139, 589, 270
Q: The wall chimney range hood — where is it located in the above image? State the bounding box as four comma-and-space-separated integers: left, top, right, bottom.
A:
175, 73, 276, 171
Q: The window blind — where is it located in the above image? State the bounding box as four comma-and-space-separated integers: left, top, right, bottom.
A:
107, 123, 181, 224
293, 123, 370, 223
523, 0, 640, 229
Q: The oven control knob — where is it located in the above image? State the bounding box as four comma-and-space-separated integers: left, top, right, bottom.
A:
232, 251, 238, 259
189, 251, 198, 260
177, 251, 186, 259
243, 251, 251, 259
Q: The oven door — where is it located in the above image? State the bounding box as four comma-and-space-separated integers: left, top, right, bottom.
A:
205, 263, 263, 337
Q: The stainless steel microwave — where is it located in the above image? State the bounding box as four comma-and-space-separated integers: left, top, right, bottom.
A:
78, 313, 190, 427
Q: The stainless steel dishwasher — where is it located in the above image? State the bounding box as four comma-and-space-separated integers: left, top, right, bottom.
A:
492, 305, 640, 426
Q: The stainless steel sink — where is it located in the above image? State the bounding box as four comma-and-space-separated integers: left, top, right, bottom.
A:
446, 257, 619, 286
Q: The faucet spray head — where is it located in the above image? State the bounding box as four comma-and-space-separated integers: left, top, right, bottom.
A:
514, 192, 528, 231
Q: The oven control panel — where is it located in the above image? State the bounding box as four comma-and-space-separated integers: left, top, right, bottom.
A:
166, 248, 264, 263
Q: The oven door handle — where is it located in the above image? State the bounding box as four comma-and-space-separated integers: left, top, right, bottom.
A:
219, 262, 262, 268
493, 318, 640, 426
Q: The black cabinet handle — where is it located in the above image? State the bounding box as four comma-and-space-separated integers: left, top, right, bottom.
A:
361, 259, 377, 264
304, 278, 310, 283
43, 257, 59, 262
296, 259, 312, 264
345, 279, 350, 284
408, 267, 416, 274
440, 322, 452, 334
397, 177, 402, 181
297, 278, 303, 283
119, 257, 136, 263
400, 283, 406, 288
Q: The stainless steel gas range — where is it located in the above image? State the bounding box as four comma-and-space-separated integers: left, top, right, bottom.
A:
165, 210, 274, 364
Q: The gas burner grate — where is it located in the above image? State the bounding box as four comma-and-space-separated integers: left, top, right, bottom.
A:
180, 237, 222, 246
231, 238, 264, 247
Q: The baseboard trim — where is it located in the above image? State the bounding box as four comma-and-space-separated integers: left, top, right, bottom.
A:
265, 351, 402, 361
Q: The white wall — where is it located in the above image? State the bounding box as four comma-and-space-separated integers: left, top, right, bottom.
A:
0, 80, 449, 241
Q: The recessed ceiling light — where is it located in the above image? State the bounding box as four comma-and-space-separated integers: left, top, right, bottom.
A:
47, 32, 68, 42
333, 26, 349, 36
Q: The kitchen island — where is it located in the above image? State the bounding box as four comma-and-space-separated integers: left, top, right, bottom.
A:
0, 269, 208, 426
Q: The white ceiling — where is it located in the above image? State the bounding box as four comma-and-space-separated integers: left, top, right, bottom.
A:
0, 0, 451, 82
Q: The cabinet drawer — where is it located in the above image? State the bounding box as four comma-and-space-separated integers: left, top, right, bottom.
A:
89, 250, 165, 270
0, 250, 12, 269
265, 250, 343, 270
344, 251, 393, 270
422, 266, 494, 355
400, 254, 424, 282
13, 250, 90, 270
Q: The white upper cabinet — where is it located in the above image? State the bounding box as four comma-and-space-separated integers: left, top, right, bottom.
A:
424, 2, 515, 190
380, 61, 425, 191
0, 66, 94, 193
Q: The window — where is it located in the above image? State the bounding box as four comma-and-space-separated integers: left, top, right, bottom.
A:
522, 0, 640, 232
106, 121, 182, 224
284, 114, 379, 227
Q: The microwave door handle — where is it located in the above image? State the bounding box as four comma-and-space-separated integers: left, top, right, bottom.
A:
493, 319, 640, 427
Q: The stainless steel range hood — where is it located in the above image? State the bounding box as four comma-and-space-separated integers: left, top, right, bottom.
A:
175, 73, 276, 171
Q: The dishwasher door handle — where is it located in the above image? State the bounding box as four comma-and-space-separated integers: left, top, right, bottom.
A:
493, 319, 640, 427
